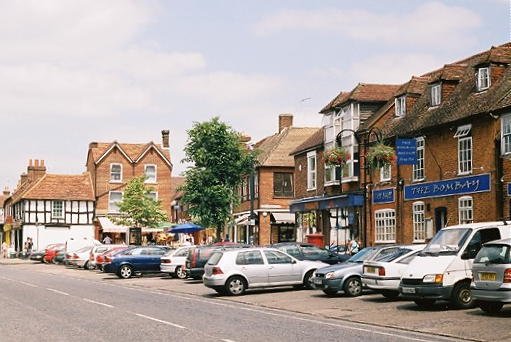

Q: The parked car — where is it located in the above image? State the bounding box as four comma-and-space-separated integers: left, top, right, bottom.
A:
399, 221, 511, 309
472, 238, 511, 314
312, 245, 403, 296
97, 246, 129, 271
53, 250, 67, 264
185, 244, 249, 280
160, 246, 192, 279
103, 246, 170, 279
328, 245, 348, 256
203, 247, 328, 296
270, 242, 350, 264
68, 246, 95, 268
362, 244, 426, 298
43, 243, 65, 263
30, 249, 47, 262
88, 245, 125, 270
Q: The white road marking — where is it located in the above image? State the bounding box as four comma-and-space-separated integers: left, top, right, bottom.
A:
83, 298, 114, 308
222, 340, 237, 342
135, 313, 186, 329
19, 281, 38, 288
46, 288, 69, 296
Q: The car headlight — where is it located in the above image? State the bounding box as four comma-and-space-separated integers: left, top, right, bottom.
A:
325, 272, 336, 279
423, 274, 443, 284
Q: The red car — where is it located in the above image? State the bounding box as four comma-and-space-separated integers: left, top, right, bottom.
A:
97, 246, 129, 271
43, 243, 65, 263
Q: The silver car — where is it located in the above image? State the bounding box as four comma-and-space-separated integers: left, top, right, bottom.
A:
202, 247, 328, 296
472, 238, 511, 314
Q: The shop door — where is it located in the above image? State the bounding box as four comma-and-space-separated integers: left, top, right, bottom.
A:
435, 207, 447, 232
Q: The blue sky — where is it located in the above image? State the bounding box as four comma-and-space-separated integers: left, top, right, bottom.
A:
0, 0, 509, 190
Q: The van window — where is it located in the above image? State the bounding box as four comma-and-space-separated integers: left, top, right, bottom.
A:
236, 251, 264, 265
464, 228, 501, 259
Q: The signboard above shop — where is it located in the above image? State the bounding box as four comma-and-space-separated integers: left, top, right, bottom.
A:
404, 174, 490, 200
372, 188, 395, 204
396, 138, 417, 165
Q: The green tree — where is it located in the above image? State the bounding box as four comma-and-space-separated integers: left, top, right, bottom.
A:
181, 117, 257, 241
112, 176, 168, 228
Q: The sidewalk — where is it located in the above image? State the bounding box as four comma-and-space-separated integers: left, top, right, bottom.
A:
0, 258, 36, 265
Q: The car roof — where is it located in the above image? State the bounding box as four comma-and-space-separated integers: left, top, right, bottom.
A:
214, 247, 280, 254
483, 238, 511, 245
441, 221, 511, 230
270, 242, 315, 247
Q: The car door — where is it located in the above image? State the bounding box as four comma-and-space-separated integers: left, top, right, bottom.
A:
263, 250, 299, 284
235, 250, 268, 286
147, 248, 166, 271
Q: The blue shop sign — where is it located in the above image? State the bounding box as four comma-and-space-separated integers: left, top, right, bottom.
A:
507, 183, 511, 196
396, 138, 417, 165
373, 188, 395, 204
404, 174, 490, 201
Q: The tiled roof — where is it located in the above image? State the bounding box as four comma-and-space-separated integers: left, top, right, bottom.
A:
19, 173, 94, 201
170, 176, 185, 201
89, 141, 171, 164
395, 76, 429, 97
0, 195, 7, 207
290, 128, 324, 156
255, 127, 320, 167
320, 83, 401, 113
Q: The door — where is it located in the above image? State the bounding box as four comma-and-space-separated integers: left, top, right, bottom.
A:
235, 250, 268, 285
263, 250, 299, 283
434, 207, 447, 233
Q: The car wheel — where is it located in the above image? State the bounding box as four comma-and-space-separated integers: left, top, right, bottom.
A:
118, 265, 133, 279
322, 289, 338, 296
450, 281, 474, 309
478, 301, 503, 314
343, 277, 362, 297
86, 261, 95, 270
382, 290, 400, 299
52, 257, 58, 264
414, 299, 436, 308
303, 270, 316, 289
225, 276, 246, 296
176, 266, 187, 279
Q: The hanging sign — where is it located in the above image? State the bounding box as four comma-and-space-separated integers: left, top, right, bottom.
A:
396, 138, 417, 165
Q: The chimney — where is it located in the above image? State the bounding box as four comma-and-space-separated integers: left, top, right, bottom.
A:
161, 130, 170, 148
278, 114, 293, 133
3, 187, 9, 197
27, 159, 47, 181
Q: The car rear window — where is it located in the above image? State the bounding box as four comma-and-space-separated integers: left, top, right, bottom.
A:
376, 248, 412, 262
474, 244, 510, 264
207, 252, 223, 265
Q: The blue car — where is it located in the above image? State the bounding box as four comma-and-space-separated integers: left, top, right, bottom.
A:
103, 246, 170, 279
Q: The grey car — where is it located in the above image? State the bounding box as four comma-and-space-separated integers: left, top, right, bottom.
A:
472, 238, 511, 313
312, 245, 403, 296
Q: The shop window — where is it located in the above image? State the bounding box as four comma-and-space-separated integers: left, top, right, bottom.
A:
375, 209, 396, 243
413, 202, 426, 242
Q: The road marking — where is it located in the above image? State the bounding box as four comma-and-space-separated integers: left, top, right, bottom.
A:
19, 281, 38, 288
46, 288, 69, 296
222, 340, 237, 342
135, 313, 186, 329
83, 298, 114, 308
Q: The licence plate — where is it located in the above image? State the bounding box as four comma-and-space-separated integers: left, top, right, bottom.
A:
313, 278, 323, 285
402, 287, 416, 294
479, 272, 497, 281
365, 266, 377, 274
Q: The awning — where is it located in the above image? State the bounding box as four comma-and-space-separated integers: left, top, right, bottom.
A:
271, 212, 295, 224
234, 213, 250, 226
97, 217, 128, 233
142, 227, 164, 233
290, 193, 364, 213
168, 223, 204, 234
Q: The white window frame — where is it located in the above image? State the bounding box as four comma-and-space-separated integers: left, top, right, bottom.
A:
306, 151, 317, 190
458, 196, 473, 224
375, 209, 396, 243
380, 164, 391, 182
458, 136, 472, 175
430, 83, 441, 107
110, 163, 122, 183
144, 164, 157, 183
108, 191, 123, 214
453, 124, 472, 138
477, 67, 490, 91
501, 114, 511, 155
413, 137, 425, 181
412, 202, 426, 242
52, 200, 64, 219
395, 95, 406, 117
147, 191, 158, 201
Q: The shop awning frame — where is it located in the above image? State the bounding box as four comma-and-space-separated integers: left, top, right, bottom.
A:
290, 193, 364, 213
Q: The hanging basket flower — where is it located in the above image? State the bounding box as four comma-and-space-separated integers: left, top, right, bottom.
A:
366, 143, 395, 169
325, 147, 350, 166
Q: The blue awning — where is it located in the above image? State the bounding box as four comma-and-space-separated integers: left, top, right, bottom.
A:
290, 193, 364, 213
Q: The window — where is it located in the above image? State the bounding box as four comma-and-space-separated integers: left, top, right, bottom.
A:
110, 163, 122, 182
501, 114, 511, 155
236, 251, 264, 265
144, 165, 157, 183
380, 164, 391, 182
458, 136, 472, 175
147, 191, 158, 201
375, 209, 396, 243
465, 228, 500, 259
253, 173, 259, 199
413, 202, 426, 242
52, 200, 64, 218
453, 124, 472, 138
477, 67, 490, 91
109, 191, 123, 213
274, 172, 293, 197
263, 250, 293, 264
458, 196, 473, 224
307, 151, 316, 190
395, 96, 406, 117
430, 83, 441, 106
413, 137, 425, 181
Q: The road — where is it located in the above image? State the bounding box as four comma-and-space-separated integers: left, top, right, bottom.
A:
0, 264, 459, 342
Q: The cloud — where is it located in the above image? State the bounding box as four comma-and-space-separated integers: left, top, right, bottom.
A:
254, 2, 481, 48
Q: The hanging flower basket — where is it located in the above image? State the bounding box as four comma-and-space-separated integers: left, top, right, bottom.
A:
366, 143, 395, 169
325, 147, 350, 166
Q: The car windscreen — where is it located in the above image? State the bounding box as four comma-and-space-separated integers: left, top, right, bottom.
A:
347, 247, 379, 263
420, 228, 471, 256
207, 252, 223, 265
474, 244, 510, 264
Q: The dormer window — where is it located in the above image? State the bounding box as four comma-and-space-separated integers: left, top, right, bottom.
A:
395, 96, 406, 117
430, 83, 441, 107
477, 67, 490, 91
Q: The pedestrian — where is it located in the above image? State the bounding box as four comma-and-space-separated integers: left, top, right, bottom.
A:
102, 235, 112, 244
27, 237, 33, 254
349, 239, 360, 255
182, 238, 191, 247
1, 241, 7, 258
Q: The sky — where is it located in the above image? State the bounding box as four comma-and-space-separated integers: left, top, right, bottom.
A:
1, 0, 509, 190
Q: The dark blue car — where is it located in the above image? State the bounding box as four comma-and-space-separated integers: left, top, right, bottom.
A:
103, 246, 170, 279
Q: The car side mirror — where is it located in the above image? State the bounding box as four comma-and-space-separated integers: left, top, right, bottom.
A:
461, 250, 470, 260
292, 259, 297, 264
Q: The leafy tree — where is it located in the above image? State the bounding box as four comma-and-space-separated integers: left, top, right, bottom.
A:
181, 117, 257, 241
112, 176, 168, 228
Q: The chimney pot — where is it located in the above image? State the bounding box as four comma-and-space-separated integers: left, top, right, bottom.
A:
34, 159, 39, 167
161, 130, 170, 148
29, 159, 33, 167
41, 160, 45, 167
278, 113, 293, 133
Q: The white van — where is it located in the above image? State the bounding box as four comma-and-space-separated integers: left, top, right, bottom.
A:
65, 236, 102, 254
399, 221, 511, 309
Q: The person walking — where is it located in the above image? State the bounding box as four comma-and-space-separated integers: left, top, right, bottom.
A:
102, 235, 112, 244
1, 241, 7, 258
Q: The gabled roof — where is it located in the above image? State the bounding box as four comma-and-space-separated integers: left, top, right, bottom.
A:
12, 173, 94, 202
290, 128, 324, 156
394, 76, 429, 97
320, 83, 401, 113
255, 127, 320, 167
89, 141, 172, 167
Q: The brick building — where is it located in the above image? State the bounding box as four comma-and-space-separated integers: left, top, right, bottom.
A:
360, 43, 511, 245
86, 130, 173, 243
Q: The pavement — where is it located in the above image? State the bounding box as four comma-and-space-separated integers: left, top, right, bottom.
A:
0, 257, 36, 265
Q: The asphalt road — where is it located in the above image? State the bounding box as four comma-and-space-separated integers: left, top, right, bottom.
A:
0, 265, 459, 342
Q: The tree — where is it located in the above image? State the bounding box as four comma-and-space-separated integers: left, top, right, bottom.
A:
112, 176, 168, 228
181, 117, 257, 241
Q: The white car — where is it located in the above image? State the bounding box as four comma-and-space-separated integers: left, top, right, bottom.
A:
87, 245, 125, 270
362, 244, 425, 298
67, 246, 94, 268
160, 246, 193, 279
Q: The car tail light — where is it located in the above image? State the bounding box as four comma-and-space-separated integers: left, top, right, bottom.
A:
212, 267, 223, 275
161, 259, 171, 264
73, 253, 78, 259
105, 256, 111, 263
504, 269, 511, 283
378, 267, 385, 276
191, 251, 197, 267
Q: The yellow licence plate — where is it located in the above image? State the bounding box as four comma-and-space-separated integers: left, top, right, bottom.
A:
365, 266, 377, 274
479, 272, 497, 281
